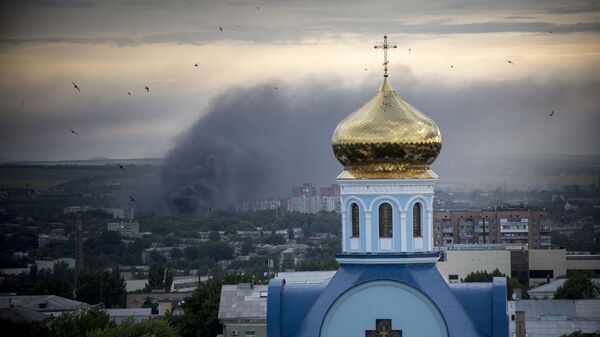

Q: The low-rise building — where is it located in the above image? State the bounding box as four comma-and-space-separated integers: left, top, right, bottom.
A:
566, 254, 600, 276
0, 295, 90, 318
126, 292, 191, 315
436, 246, 567, 286
218, 283, 268, 337
107, 221, 140, 238
509, 299, 600, 337
38, 233, 69, 248
35, 258, 75, 271
235, 200, 281, 212
105, 308, 151, 323
527, 278, 600, 299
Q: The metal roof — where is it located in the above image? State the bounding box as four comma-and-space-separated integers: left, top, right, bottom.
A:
275, 271, 336, 284
218, 284, 268, 321
0, 295, 89, 312
528, 278, 600, 298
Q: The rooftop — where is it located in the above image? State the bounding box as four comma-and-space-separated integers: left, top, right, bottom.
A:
218, 284, 268, 321
0, 295, 89, 313
275, 271, 336, 284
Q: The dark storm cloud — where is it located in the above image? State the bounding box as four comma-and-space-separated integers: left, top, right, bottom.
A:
159, 73, 600, 214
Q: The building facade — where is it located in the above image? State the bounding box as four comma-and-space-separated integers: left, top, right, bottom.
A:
433, 209, 552, 249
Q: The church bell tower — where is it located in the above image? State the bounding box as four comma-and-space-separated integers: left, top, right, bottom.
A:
267, 36, 508, 337
332, 35, 442, 262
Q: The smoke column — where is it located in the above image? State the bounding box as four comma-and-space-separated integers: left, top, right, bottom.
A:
160, 80, 367, 214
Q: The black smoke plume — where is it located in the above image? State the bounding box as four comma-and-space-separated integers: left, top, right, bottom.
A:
160, 80, 367, 214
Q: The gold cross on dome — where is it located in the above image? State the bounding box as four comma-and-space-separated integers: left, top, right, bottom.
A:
374, 35, 397, 77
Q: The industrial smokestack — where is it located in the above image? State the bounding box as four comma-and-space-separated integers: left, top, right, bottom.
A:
75, 212, 83, 284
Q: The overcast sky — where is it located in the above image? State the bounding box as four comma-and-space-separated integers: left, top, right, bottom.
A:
0, 0, 599, 162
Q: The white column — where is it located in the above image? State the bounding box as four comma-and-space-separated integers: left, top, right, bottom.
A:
400, 212, 407, 252
365, 211, 372, 252
341, 209, 347, 252
428, 209, 434, 250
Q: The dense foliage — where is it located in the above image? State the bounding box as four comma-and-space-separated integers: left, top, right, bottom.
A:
555, 274, 600, 299
49, 308, 112, 337
87, 318, 178, 337
76, 268, 126, 308
0, 318, 50, 337
560, 331, 600, 337
168, 273, 252, 337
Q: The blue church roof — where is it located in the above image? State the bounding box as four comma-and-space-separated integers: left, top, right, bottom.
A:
268, 260, 508, 337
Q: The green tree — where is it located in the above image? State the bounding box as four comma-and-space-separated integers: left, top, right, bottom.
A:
0, 318, 49, 337
560, 331, 600, 337
76, 269, 126, 308
281, 254, 295, 271
168, 273, 251, 337
87, 317, 178, 337
555, 274, 600, 299
50, 308, 113, 337
148, 264, 165, 290
164, 269, 174, 293
103, 268, 127, 308
30, 277, 73, 299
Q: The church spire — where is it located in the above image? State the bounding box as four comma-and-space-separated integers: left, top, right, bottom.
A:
374, 35, 397, 78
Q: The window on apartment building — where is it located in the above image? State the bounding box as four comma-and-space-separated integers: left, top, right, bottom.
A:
245, 331, 256, 337
449, 274, 459, 280
379, 203, 393, 238
413, 203, 422, 237
231, 330, 239, 336
351, 203, 360, 237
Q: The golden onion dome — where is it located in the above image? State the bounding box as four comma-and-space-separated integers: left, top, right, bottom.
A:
332, 77, 442, 179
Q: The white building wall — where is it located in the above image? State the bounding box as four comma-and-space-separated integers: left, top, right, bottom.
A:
436, 250, 511, 282
529, 249, 567, 286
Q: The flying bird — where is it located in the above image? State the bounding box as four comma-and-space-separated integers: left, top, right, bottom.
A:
69, 129, 79, 136
256, 6, 260, 10
219, 26, 223, 32
549, 31, 553, 34
507, 60, 515, 65
450, 65, 454, 69
118, 164, 125, 171
273, 86, 278, 90
408, 48, 412, 52
194, 62, 199, 67
548, 110, 555, 117
128, 91, 132, 95
144, 86, 149, 93
364, 68, 368, 71
71, 81, 80, 92
129, 196, 135, 202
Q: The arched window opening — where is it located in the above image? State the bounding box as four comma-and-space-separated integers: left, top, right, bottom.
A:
351, 203, 360, 237
413, 203, 422, 237
379, 203, 393, 238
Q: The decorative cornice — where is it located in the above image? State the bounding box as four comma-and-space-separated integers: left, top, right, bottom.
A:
340, 184, 434, 195
336, 253, 440, 265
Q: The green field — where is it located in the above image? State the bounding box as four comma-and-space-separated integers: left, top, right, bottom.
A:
0, 166, 117, 190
